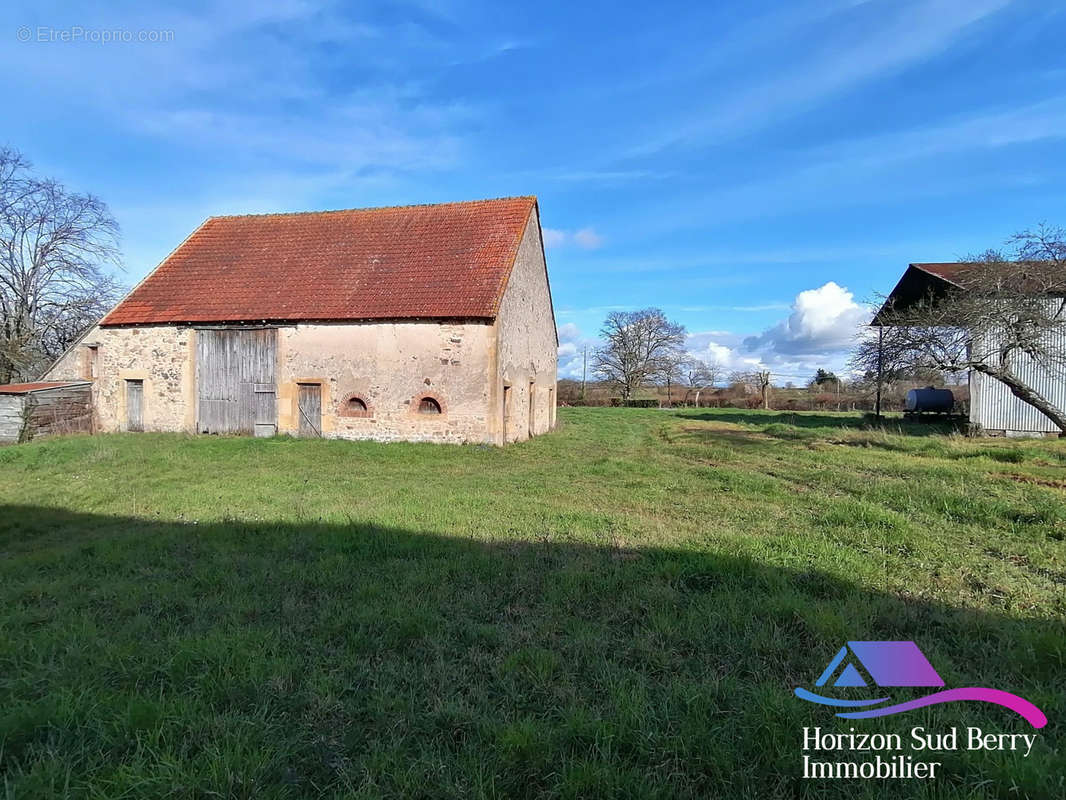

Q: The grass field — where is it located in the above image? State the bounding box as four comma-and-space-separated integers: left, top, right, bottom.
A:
1, 408, 1064, 798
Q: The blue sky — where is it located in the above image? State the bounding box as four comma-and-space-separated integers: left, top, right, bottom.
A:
4, 0, 1066, 382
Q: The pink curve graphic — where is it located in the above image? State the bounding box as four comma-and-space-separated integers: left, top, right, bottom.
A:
835, 687, 1047, 728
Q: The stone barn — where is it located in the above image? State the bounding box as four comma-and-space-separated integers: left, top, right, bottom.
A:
44, 196, 557, 445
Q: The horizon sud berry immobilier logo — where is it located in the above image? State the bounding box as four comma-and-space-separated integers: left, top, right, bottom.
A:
792, 641, 1047, 780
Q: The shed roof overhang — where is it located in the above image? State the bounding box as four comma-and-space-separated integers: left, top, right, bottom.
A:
0, 381, 91, 395
871, 264, 966, 327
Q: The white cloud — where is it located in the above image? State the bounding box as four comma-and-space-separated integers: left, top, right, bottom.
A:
542, 228, 568, 248
684, 331, 765, 375
542, 226, 605, 250
556, 322, 599, 378
557, 322, 583, 341
678, 283, 873, 383
555, 285, 871, 384
572, 227, 605, 249
744, 282, 870, 356
133, 94, 470, 173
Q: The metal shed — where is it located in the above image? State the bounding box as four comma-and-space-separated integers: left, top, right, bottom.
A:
0, 381, 93, 444
875, 263, 1064, 436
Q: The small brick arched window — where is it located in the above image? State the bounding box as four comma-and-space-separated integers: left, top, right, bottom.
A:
418, 397, 442, 415
339, 393, 372, 418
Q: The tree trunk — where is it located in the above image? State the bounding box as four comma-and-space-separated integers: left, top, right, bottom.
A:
972, 363, 1066, 433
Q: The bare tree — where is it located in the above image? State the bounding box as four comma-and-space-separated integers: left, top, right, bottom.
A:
656, 348, 684, 406
848, 321, 926, 415
681, 358, 720, 406
860, 225, 1066, 431
593, 308, 686, 403
730, 369, 772, 409
0, 147, 123, 382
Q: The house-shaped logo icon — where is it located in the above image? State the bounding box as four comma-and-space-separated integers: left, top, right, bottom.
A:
794, 640, 1046, 728
816, 641, 944, 688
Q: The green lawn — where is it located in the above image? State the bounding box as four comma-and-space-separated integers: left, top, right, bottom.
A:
1, 408, 1064, 798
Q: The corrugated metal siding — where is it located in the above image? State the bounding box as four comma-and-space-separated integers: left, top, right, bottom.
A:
970, 304, 1066, 433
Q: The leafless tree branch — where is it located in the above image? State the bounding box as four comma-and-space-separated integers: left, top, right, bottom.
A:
0, 146, 124, 382
592, 308, 687, 402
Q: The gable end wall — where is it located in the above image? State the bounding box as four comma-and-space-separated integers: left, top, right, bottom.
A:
492, 208, 558, 443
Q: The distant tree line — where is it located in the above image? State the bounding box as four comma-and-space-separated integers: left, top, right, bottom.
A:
582, 306, 966, 412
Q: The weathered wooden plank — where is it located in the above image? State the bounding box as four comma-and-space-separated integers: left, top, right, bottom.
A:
126, 380, 143, 432
196, 328, 277, 434
254, 383, 277, 437
0, 396, 24, 443
298, 383, 321, 437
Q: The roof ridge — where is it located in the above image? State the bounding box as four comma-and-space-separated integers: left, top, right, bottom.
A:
207, 195, 537, 221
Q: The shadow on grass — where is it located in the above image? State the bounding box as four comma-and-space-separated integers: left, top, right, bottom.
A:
1, 505, 1062, 798
675, 409, 962, 437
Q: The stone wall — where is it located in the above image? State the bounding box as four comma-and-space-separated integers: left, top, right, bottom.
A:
277, 321, 495, 443
46, 325, 193, 433
493, 208, 558, 443
45, 325, 98, 382
47, 320, 498, 443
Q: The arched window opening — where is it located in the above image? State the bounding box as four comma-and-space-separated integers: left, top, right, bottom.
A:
418, 397, 442, 415
339, 393, 371, 418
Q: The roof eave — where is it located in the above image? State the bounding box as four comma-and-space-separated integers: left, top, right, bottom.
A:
871, 264, 959, 326
99, 315, 499, 329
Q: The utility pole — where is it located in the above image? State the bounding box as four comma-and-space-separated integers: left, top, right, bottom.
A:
875, 326, 884, 420
580, 345, 587, 401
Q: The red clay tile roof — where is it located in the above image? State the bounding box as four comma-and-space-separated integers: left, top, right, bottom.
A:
910, 262, 978, 287
0, 381, 89, 395
873, 260, 1066, 324
102, 196, 539, 326
910, 260, 1066, 291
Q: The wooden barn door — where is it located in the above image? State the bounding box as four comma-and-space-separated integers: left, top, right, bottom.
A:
126, 379, 143, 432
528, 381, 536, 437
196, 328, 277, 435
297, 383, 322, 437
502, 384, 512, 443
